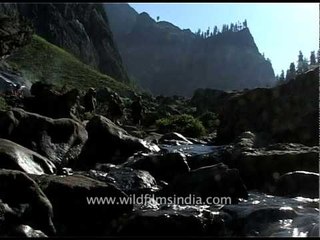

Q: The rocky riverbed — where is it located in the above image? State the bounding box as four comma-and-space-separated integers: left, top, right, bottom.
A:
0, 12, 318, 238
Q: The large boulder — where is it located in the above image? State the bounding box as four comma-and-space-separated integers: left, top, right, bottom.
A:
171, 163, 248, 204
217, 67, 319, 146
30, 173, 133, 236
112, 205, 227, 236
225, 140, 319, 193
76, 115, 160, 169
83, 164, 160, 195
123, 152, 190, 183
0, 108, 88, 167
0, 138, 56, 174
23, 82, 81, 120
0, 170, 55, 236
274, 171, 319, 198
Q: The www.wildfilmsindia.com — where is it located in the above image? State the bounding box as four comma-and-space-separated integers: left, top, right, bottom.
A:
86, 194, 232, 205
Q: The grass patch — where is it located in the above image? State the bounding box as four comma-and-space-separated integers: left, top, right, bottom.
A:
7, 35, 133, 94
156, 114, 206, 138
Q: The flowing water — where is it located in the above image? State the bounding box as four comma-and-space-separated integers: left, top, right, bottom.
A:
159, 143, 320, 237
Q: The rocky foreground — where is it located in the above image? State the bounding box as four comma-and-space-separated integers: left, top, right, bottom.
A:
0, 13, 318, 238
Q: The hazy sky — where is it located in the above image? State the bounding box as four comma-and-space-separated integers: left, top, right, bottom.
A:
129, 3, 319, 76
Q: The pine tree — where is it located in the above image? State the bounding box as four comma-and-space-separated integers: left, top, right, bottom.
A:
279, 70, 285, 81
310, 51, 316, 65
213, 26, 218, 36
243, 19, 247, 28
286, 62, 296, 80
297, 50, 304, 73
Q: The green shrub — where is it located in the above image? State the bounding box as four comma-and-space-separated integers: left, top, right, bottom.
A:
198, 111, 220, 132
156, 114, 206, 138
0, 96, 8, 111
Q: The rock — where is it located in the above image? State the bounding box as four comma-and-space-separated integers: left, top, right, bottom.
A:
0, 108, 88, 168
226, 142, 319, 193
274, 171, 319, 198
112, 205, 227, 236
5, 225, 48, 237
0, 138, 56, 174
186, 146, 225, 170
0, 13, 33, 59
0, 169, 55, 236
222, 205, 299, 236
85, 165, 160, 194
76, 115, 160, 169
30, 173, 132, 236
123, 152, 190, 183
159, 132, 193, 145
217, 67, 319, 146
171, 163, 248, 203
24, 82, 81, 120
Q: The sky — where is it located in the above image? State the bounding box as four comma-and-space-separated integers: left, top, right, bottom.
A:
129, 3, 319, 76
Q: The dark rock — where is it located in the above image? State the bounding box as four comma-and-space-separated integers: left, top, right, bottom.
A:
274, 171, 319, 198
76, 115, 160, 169
0, 138, 56, 174
222, 205, 298, 236
5, 224, 47, 237
30, 173, 132, 236
159, 132, 193, 145
24, 82, 81, 119
225, 139, 319, 193
123, 152, 190, 183
171, 163, 248, 203
0, 169, 55, 236
217, 67, 319, 146
0, 108, 88, 167
85, 165, 160, 194
112, 205, 227, 236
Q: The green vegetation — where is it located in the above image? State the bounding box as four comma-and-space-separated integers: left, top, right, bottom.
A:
0, 96, 9, 111
156, 114, 206, 138
7, 35, 133, 94
198, 111, 220, 133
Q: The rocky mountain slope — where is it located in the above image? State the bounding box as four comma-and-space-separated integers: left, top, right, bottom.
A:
0, 3, 129, 83
104, 3, 276, 96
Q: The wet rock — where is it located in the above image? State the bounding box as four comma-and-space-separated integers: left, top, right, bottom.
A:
0, 108, 88, 168
112, 205, 227, 236
227, 142, 319, 193
30, 173, 132, 236
171, 163, 248, 203
159, 132, 193, 145
0, 169, 55, 236
5, 224, 48, 237
222, 205, 298, 236
86, 165, 160, 194
123, 152, 190, 183
76, 115, 160, 169
0, 138, 56, 174
274, 171, 319, 198
186, 146, 225, 170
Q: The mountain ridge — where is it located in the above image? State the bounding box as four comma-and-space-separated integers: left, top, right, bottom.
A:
104, 3, 275, 96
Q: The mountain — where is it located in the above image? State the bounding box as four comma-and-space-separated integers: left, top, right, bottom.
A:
104, 3, 276, 96
0, 3, 129, 83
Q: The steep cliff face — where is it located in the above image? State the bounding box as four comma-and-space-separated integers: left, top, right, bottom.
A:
0, 3, 129, 83
104, 3, 275, 96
